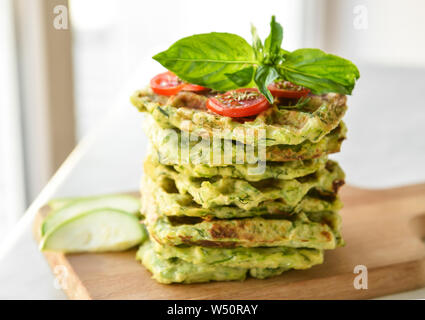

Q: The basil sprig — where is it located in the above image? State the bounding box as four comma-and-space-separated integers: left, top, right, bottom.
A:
153, 16, 359, 103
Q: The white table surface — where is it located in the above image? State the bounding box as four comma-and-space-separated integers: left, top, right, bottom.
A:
1, 64, 425, 299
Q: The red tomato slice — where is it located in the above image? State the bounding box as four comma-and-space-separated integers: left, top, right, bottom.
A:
150, 71, 185, 96
206, 88, 270, 118
268, 80, 310, 98
182, 83, 209, 92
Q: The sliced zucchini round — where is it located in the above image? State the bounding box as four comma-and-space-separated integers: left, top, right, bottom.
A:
40, 208, 146, 253
41, 195, 140, 236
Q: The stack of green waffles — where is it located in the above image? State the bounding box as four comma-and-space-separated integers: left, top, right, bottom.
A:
130, 88, 347, 284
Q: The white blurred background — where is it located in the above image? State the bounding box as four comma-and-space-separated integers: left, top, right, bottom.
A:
1, 0, 425, 244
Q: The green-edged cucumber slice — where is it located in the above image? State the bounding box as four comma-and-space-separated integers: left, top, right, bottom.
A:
40, 208, 146, 252
41, 194, 140, 236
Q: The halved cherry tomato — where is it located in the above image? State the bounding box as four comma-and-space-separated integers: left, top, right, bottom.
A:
182, 83, 209, 92
206, 88, 270, 118
150, 71, 184, 96
268, 80, 310, 98
151, 71, 209, 95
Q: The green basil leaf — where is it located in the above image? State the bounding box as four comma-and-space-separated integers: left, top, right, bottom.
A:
264, 16, 283, 63
278, 48, 290, 63
278, 48, 360, 95
254, 65, 279, 103
250, 24, 263, 61
280, 48, 290, 56
225, 66, 255, 87
153, 32, 257, 91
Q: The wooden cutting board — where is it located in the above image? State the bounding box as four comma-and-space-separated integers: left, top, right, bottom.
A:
33, 184, 425, 300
